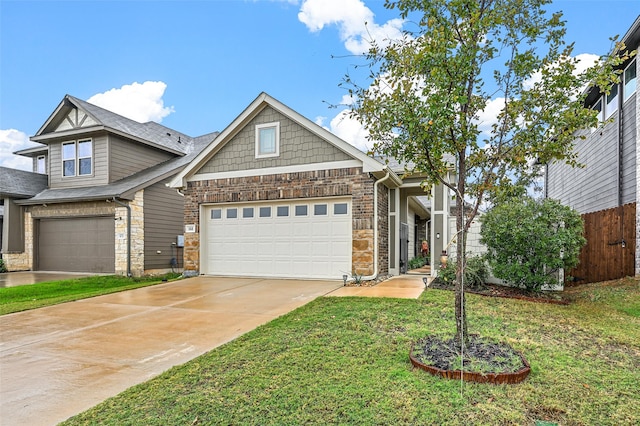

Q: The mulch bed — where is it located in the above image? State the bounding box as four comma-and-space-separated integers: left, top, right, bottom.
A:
428, 280, 571, 305
410, 335, 531, 384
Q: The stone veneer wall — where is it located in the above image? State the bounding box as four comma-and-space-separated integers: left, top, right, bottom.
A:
3, 211, 33, 271
184, 167, 380, 276
115, 190, 144, 276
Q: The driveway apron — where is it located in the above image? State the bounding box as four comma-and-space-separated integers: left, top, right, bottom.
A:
0, 276, 341, 426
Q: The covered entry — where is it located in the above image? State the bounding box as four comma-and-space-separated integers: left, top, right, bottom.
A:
36, 216, 115, 272
201, 198, 352, 279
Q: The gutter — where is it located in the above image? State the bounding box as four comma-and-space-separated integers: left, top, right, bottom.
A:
360, 168, 392, 281
112, 197, 132, 277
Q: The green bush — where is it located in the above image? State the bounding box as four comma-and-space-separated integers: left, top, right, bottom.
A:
436, 254, 488, 289
0, 259, 7, 273
480, 197, 586, 292
408, 256, 427, 269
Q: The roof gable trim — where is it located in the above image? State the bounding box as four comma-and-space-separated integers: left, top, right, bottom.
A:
169, 92, 384, 188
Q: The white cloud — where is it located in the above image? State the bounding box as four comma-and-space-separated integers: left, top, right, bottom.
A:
87, 81, 175, 123
0, 129, 37, 171
298, 0, 404, 54
523, 53, 599, 91
325, 109, 372, 152
475, 97, 507, 136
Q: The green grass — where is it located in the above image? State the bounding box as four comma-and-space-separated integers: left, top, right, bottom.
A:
0, 273, 181, 315
61, 276, 640, 425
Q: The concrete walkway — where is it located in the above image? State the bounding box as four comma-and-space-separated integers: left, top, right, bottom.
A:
0, 276, 341, 426
326, 274, 429, 298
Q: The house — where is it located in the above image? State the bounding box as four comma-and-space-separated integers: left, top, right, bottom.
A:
0, 167, 48, 265
546, 15, 639, 282
169, 92, 451, 280
1, 95, 216, 276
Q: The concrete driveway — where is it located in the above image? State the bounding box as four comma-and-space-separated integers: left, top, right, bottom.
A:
0, 276, 341, 426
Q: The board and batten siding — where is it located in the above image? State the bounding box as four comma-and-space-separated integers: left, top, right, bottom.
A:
197, 105, 352, 174
109, 136, 175, 182
143, 179, 184, 270
547, 92, 637, 214
48, 134, 109, 189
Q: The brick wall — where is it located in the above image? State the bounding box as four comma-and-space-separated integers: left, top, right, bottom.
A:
184, 167, 385, 277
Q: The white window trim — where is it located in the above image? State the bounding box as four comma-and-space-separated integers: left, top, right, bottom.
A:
604, 84, 619, 119
255, 122, 280, 159
623, 59, 637, 102
590, 97, 604, 133
36, 155, 46, 174
61, 139, 93, 177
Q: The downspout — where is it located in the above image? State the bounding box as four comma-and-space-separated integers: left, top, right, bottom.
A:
112, 197, 131, 277
616, 81, 627, 258
617, 80, 624, 209
360, 168, 391, 281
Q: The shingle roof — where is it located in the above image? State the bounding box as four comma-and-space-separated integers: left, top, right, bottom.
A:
16, 131, 219, 205
0, 167, 49, 198
66, 96, 194, 155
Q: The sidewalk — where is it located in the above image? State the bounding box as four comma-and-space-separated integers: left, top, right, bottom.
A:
326, 274, 431, 299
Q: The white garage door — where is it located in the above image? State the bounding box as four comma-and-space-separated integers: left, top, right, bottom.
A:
202, 198, 352, 279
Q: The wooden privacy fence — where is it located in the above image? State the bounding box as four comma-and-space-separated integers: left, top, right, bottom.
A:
567, 203, 636, 285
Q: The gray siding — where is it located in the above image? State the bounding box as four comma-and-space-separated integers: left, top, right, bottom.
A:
109, 136, 175, 182
143, 179, 184, 270
198, 105, 352, 174
1, 199, 23, 253
621, 94, 637, 205
547, 92, 637, 214
49, 134, 109, 189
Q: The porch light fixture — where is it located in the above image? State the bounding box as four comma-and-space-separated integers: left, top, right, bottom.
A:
342, 274, 348, 286
436, 233, 440, 239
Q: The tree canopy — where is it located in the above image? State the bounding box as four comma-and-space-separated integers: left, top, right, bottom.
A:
346, 0, 632, 345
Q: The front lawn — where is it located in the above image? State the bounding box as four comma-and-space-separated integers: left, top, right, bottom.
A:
0, 273, 181, 315
63, 276, 640, 425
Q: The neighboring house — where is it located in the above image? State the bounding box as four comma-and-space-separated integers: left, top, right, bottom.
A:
1, 95, 216, 276
546, 15, 639, 281
0, 167, 48, 262
169, 92, 452, 280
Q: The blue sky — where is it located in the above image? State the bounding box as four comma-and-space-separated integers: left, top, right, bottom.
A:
1, 0, 638, 170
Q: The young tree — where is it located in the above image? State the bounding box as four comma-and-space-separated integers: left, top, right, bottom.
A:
346, 0, 630, 346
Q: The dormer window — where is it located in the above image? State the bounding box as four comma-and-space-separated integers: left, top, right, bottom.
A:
62, 139, 92, 177
255, 122, 279, 158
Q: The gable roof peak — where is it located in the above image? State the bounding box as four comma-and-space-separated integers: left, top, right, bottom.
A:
32, 94, 197, 155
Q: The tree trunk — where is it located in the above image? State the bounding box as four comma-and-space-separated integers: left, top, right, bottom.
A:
454, 162, 469, 348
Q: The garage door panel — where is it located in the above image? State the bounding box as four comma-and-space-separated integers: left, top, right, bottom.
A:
203, 198, 352, 279
38, 217, 115, 273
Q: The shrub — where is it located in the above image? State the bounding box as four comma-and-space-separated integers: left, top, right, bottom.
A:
436, 254, 488, 289
0, 259, 7, 273
408, 256, 427, 269
480, 197, 586, 292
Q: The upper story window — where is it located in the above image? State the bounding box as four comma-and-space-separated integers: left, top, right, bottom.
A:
624, 59, 637, 102
255, 122, 279, 158
605, 84, 618, 118
62, 139, 92, 177
590, 97, 603, 132
36, 155, 46, 174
